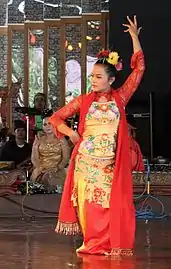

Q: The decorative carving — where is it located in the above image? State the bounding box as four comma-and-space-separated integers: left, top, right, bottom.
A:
0, 78, 22, 127
132, 172, 171, 185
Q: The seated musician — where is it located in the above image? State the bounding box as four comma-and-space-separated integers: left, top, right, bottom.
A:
127, 115, 145, 172
0, 120, 32, 167
0, 121, 32, 191
31, 109, 70, 190
22, 93, 46, 144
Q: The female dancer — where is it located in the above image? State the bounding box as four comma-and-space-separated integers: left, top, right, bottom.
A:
50, 16, 145, 256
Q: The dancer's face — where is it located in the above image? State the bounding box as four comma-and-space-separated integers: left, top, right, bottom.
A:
43, 117, 53, 135
90, 64, 115, 92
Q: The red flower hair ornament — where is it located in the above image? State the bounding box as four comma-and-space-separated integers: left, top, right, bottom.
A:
97, 49, 123, 71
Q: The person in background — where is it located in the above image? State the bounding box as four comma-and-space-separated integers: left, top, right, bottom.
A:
0, 120, 32, 167
22, 93, 46, 144
31, 109, 70, 190
127, 115, 145, 172
0, 120, 32, 194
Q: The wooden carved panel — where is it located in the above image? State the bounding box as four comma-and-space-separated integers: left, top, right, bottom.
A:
0, 79, 22, 128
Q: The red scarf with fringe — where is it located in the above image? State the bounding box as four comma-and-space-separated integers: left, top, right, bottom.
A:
58, 90, 135, 249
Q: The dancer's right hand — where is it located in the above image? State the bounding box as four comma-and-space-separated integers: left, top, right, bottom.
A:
70, 131, 81, 145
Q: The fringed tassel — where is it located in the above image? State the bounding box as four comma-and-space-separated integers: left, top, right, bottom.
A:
111, 248, 134, 256
55, 220, 81, 235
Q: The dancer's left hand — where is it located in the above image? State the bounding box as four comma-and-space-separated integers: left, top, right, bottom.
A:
123, 15, 142, 39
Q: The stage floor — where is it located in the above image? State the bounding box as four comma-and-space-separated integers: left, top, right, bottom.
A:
0, 218, 170, 269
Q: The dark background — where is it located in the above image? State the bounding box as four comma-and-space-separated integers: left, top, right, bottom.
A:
109, 0, 171, 159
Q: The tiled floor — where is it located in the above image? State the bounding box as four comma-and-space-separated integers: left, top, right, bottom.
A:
0, 218, 170, 269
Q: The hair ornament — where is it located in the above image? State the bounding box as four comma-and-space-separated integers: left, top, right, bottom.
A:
97, 49, 123, 71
